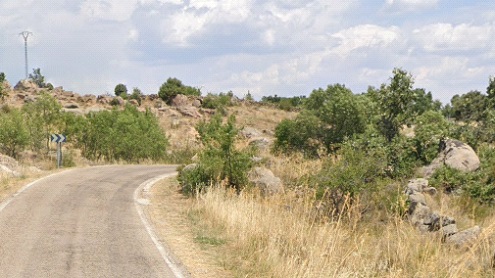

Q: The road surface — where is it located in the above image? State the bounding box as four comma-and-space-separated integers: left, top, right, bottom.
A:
0, 165, 184, 278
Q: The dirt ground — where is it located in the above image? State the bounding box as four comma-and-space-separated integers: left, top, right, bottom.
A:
147, 177, 232, 278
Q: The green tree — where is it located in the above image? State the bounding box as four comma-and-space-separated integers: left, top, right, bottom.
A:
273, 111, 323, 158
0, 109, 30, 158
305, 84, 366, 149
22, 93, 63, 153
0, 72, 5, 101
114, 83, 128, 98
29, 68, 46, 88
158, 77, 201, 103
487, 75, 495, 106
129, 87, 143, 105
449, 91, 488, 122
376, 68, 417, 142
414, 111, 451, 164
180, 114, 255, 194
79, 106, 168, 162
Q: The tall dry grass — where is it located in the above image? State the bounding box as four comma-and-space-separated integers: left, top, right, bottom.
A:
190, 186, 495, 278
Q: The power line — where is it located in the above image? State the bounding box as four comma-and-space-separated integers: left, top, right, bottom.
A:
19, 31, 32, 79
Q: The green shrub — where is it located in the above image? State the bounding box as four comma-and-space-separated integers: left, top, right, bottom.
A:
78, 105, 168, 162
0, 109, 30, 158
313, 144, 388, 214
114, 83, 128, 98
273, 111, 323, 158
178, 164, 213, 195
179, 114, 255, 194
158, 77, 200, 103
413, 110, 451, 164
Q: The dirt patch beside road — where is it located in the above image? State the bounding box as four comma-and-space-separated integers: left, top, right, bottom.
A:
148, 178, 231, 278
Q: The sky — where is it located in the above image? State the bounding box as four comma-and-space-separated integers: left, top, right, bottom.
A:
1, 0, 494, 103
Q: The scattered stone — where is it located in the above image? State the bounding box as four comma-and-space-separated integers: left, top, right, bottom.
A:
128, 99, 139, 106
248, 137, 272, 150
192, 99, 202, 108
177, 106, 202, 118
170, 94, 190, 107
445, 226, 481, 247
248, 167, 284, 196
240, 127, 263, 139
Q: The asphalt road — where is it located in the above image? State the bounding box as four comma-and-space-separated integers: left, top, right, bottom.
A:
0, 165, 183, 278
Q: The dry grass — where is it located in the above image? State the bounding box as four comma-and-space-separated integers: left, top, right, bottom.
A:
187, 187, 495, 278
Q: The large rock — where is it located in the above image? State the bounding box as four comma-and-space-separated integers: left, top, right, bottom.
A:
422, 139, 480, 177
445, 226, 481, 247
0, 155, 20, 177
248, 167, 284, 196
170, 94, 190, 107
177, 106, 202, 118
442, 139, 480, 172
14, 79, 39, 93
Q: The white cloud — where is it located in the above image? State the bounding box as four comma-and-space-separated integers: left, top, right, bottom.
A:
330, 24, 401, 57
161, 0, 252, 46
413, 23, 494, 52
385, 0, 438, 10
80, 0, 139, 22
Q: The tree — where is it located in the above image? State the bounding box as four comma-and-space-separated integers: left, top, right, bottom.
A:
158, 77, 201, 103
273, 111, 323, 158
376, 68, 417, 142
129, 87, 143, 105
449, 91, 488, 122
181, 114, 254, 193
306, 84, 366, 148
0, 109, 30, 158
0, 72, 5, 101
114, 83, 128, 98
29, 68, 46, 88
22, 93, 62, 153
487, 75, 495, 106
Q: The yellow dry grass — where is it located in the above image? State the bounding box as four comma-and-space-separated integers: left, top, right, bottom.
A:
188, 186, 495, 278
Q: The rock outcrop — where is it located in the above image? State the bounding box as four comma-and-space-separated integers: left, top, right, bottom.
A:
422, 139, 480, 178
248, 167, 284, 196
405, 178, 481, 246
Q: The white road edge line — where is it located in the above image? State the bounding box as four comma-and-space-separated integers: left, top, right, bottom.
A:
134, 172, 187, 278
0, 170, 73, 213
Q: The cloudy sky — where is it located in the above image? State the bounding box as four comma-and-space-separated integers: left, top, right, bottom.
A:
1, 0, 494, 103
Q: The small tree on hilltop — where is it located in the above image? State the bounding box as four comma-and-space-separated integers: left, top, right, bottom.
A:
29, 68, 46, 88
114, 83, 128, 98
158, 77, 201, 103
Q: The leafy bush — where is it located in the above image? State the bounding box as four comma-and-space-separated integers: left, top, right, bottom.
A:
429, 166, 478, 194
178, 164, 213, 195
77, 105, 168, 162
0, 109, 30, 158
22, 93, 63, 154
202, 92, 233, 114
129, 87, 143, 105
114, 83, 128, 98
413, 110, 451, 164
179, 114, 255, 194
158, 77, 200, 103
312, 144, 387, 214
273, 111, 323, 158
29, 68, 46, 88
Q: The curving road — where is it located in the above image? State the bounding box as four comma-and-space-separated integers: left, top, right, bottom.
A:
0, 165, 184, 278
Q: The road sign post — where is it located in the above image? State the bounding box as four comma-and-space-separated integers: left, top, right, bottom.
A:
51, 134, 67, 168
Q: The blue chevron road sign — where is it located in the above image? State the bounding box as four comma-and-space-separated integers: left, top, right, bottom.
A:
50, 134, 67, 143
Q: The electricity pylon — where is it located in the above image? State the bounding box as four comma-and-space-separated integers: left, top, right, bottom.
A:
19, 31, 32, 79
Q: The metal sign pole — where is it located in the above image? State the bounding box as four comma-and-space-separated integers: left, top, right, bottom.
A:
57, 142, 62, 168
